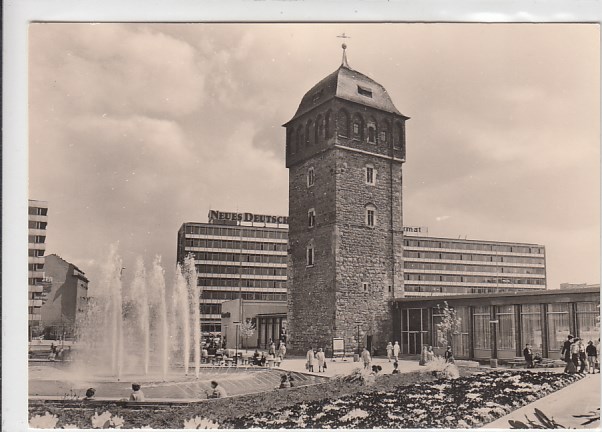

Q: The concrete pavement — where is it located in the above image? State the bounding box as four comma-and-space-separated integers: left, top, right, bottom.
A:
483, 373, 601, 429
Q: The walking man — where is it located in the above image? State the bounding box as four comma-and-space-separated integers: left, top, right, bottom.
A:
361, 347, 372, 370
586, 341, 597, 374
306, 347, 315, 372
386, 342, 393, 362
393, 341, 400, 362
561, 335, 573, 373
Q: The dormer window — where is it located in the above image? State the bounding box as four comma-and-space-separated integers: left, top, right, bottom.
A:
357, 85, 373, 98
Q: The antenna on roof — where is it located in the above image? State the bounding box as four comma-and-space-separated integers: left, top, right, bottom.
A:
337, 33, 351, 68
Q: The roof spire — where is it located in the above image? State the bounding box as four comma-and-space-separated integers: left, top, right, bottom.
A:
337, 33, 351, 68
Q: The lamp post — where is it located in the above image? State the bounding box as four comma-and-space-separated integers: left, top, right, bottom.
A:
233, 321, 241, 365
355, 321, 362, 355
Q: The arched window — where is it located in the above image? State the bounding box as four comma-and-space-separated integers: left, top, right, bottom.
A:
365, 203, 377, 228
365, 164, 376, 185
352, 114, 364, 141
307, 167, 315, 187
367, 118, 377, 144
308, 208, 316, 228
306, 119, 313, 146
306, 241, 315, 266
316, 114, 323, 144
325, 111, 332, 138
380, 120, 390, 145
337, 109, 350, 138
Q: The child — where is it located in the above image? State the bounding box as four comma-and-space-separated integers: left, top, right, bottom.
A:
392, 362, 400, 374
130, 383, 145, 402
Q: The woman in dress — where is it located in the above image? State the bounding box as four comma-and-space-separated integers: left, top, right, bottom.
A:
316, 348, 326, 373
386, 342, 393, 362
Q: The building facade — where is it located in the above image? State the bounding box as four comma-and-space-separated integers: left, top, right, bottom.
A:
284, 49, 407, 354
28, 199, 49, 335
177, 210, 288, 334
394, 287, 599, 361
40, 254, 89, 339
403, 236, 547, 296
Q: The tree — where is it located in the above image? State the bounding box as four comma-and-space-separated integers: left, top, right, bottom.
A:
436, 301, 462, 351
239, 319, 256, 349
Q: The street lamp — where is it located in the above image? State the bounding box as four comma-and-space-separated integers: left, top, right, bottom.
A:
355, 321, 362, 355
233, 321, 241, 365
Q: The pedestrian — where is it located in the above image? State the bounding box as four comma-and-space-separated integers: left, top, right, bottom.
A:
419, 345, 428, 366
287, 372, 295, 387
361, 347, 372, 370
393, 341, 400, 361
596, 338, 601, 372
206, 381, 227, 399
570, 337, 581, 371
444, 346, 454, 364
269, 341, 276, 357
586, 340, 597, 374
83, 388, 96, 400
561, 334, 574, 373
316, 348, 326, 373
523, 344, 534, 368
427, 346, 435, 363
306, 347, 315, 372
391, 361, 400, 374
386, 342, 393, 362
129, 383, 145, 402
278, 342, 287, 360
577, 338, 587, 373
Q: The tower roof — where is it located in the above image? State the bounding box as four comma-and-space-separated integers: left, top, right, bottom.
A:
285, 62, 405, 125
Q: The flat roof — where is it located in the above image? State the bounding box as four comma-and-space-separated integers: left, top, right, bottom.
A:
179, 222, 288, 230
395, 287, 600, 306
405, 235, 544, 248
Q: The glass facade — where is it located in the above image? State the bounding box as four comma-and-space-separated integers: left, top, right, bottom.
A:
401, 308, 429, 354
546, 303, 570, 354
520, 304, 543, 353
576, 302, 600, 344
473, 306, 491, 350
496, 305, 516, 351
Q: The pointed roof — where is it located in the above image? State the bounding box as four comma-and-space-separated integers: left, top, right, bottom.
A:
285, 60, 405, 125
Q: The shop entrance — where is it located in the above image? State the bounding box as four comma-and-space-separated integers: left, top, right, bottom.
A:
400, 308, 429, 355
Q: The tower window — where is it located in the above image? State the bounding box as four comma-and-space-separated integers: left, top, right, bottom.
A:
308, 208, 316, 228
307, 167, 315, 187
365, 165, 375, 185
380, 131, 387, 142
357, 86, 373, 98
306, 243, 315, 266
353, 123, 360, 135
367, 126, 376, 143
365, 204, 377, 228
362, 282, 371, 292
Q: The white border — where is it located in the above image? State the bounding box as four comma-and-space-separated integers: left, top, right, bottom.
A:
4, 1, 601, 431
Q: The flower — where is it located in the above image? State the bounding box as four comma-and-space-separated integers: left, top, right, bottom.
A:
340, 409, 369, 422
91, 411, 113, 429
29, 412, 59, 429
183, 416, 220, 429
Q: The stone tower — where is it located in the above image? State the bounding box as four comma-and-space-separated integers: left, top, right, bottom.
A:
284, 46, 408, 355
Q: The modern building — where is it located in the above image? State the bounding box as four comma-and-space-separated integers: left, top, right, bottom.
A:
560, 282, 601, 290
393, 287, 600, 362
284, 46, 407, 354
177, 210, 288, 334
40, 254, 89, 339
28, 199, 49, 335
221, 298, 287, 350
402, 236, 547, 296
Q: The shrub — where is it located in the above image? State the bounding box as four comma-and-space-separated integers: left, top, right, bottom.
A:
423, 355, 460, 379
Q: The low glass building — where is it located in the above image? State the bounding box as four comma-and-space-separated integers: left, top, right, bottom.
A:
393, 287, 599, 362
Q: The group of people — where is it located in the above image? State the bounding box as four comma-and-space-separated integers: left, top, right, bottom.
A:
385, 342, 401, 362
251, 341, 287, 366
44, 343, 72, 361
83, 380, 228, 402
306, 347, 327, 372
278, 372, 296, 389
561, 335, 599, 374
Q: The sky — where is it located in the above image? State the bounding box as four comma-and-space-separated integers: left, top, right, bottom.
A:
28, 23, 600, 294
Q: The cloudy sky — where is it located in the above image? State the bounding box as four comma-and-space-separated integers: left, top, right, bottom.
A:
29, 23, 599, 294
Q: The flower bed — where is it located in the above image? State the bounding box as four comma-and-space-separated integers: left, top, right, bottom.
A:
224, 371, 584, 429
29, 370, 583, 429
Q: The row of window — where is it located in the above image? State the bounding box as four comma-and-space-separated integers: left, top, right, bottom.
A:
184, 225, 288, 239
287, 109, 406, 155
197, 265, 287, 277
404, 285, 537, 294
404, 239, 544, 254
306, 164, 377, 188
404, 274, 546, 285
28, 207, 48, 216
404, 262, 546, 275
404, 251, 545, 265
198, 278, 286, 289
184, 239, 288, 252
28, 221, 47, 230
28, 235, 46, 244
200, 291, 287, 302
28, 249, 45, 257
190, 252, 287, 264
28, 264, 44, 271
